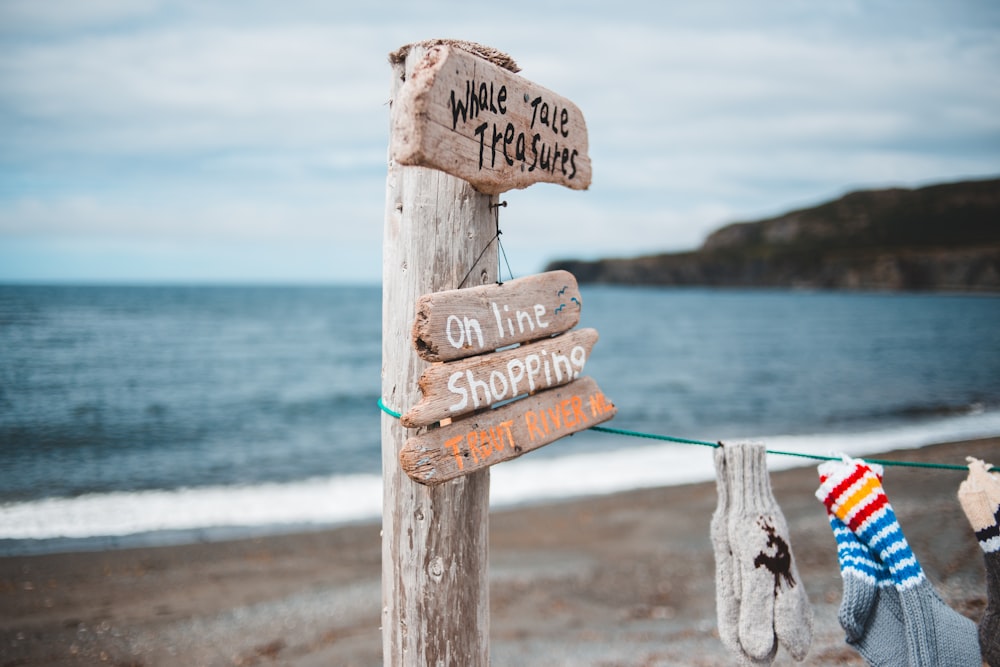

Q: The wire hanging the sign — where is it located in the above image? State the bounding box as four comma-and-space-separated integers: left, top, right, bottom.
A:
457, 199, 514, 288
493, 200, 514, 284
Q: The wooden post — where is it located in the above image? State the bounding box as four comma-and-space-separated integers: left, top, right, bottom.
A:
381, 43, 503, 666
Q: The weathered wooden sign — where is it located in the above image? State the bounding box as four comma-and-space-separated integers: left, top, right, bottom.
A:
399, 269, 615, 485
400, 376, 616, 485
392, 44, 592, 194
413, 270, 582, 362
402, 327, 599, 427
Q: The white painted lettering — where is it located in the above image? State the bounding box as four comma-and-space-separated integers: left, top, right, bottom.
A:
467, 369, 491, 408
464, 316, 483, 349
507, 358, 526, 395
441, 340, 592, 415
525, 353, 541, 392
570, 345, 586, 376
447, 371, 468, 412
489, 370, 509, 401
551, 349, 572, 382
445, 314, 465, 349
491, 301, 504, 337
534, 303, 549, 328
516, 308, 534, 334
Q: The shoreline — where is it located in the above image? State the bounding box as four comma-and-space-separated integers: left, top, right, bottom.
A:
8, 406, 1000, 548
2, 436, 997, 666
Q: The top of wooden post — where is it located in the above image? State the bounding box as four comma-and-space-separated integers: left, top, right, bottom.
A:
390, 41, 592, 195
390, 39, 520, 73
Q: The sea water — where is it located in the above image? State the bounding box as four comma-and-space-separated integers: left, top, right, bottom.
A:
1, 284, 999, 552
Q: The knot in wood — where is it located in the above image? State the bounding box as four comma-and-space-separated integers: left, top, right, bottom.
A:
428, 555, 445, 581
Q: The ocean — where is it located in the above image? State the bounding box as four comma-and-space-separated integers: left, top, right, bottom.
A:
2, 284, 999, 553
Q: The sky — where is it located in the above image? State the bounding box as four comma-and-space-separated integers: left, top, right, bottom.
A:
1, 0, 998, 285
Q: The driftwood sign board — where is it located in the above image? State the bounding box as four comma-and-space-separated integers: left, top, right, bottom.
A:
400, 376, 616, 485
391, 44, 592, 194
400, 269, 615, 485
412, 269, 582, 362
403, 327, 599, 427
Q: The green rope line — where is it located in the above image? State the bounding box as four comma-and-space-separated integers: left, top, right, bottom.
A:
589, 425, 718, 448
378, 398, 402, 420
378, 399, 999, 473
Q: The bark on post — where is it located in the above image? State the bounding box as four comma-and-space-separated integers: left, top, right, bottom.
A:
380, 43, 499, 666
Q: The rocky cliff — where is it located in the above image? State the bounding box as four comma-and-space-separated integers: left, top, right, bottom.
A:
546, 177, 1000, 291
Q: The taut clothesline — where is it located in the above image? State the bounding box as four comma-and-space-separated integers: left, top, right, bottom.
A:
377, 398, 1000, 473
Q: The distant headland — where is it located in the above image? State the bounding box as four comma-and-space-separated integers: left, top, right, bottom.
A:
546, 177, 1000, 291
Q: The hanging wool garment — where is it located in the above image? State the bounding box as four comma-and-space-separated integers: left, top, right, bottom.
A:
711, 446, 776, 665
711, 441, 812, 665
817, 456, 981, 667
957, 457, 1000, 667
819, 462, 907, 667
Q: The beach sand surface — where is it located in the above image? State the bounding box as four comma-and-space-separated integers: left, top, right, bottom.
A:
2, 437, 996, 666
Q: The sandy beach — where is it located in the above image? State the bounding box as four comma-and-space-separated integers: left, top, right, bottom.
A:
2, 437, 996, 666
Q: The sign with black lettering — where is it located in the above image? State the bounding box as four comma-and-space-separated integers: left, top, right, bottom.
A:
400, 377, 616, 485
392, 44, 592, 194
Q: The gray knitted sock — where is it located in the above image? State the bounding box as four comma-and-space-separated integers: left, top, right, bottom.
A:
820, 456, 980, 666
726, 441, 812, 662
895, 579, 981, 667
818, 460, 908, 666
824, 508, 907, 666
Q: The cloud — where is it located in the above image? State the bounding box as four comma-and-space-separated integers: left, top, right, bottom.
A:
1, 25, 390, 156
1, 0, 998, 283
0, 0, 162, 33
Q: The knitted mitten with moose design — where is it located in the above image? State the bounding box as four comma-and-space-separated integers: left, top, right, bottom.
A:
711, 445, 775, 665
725, 441, 812, 663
